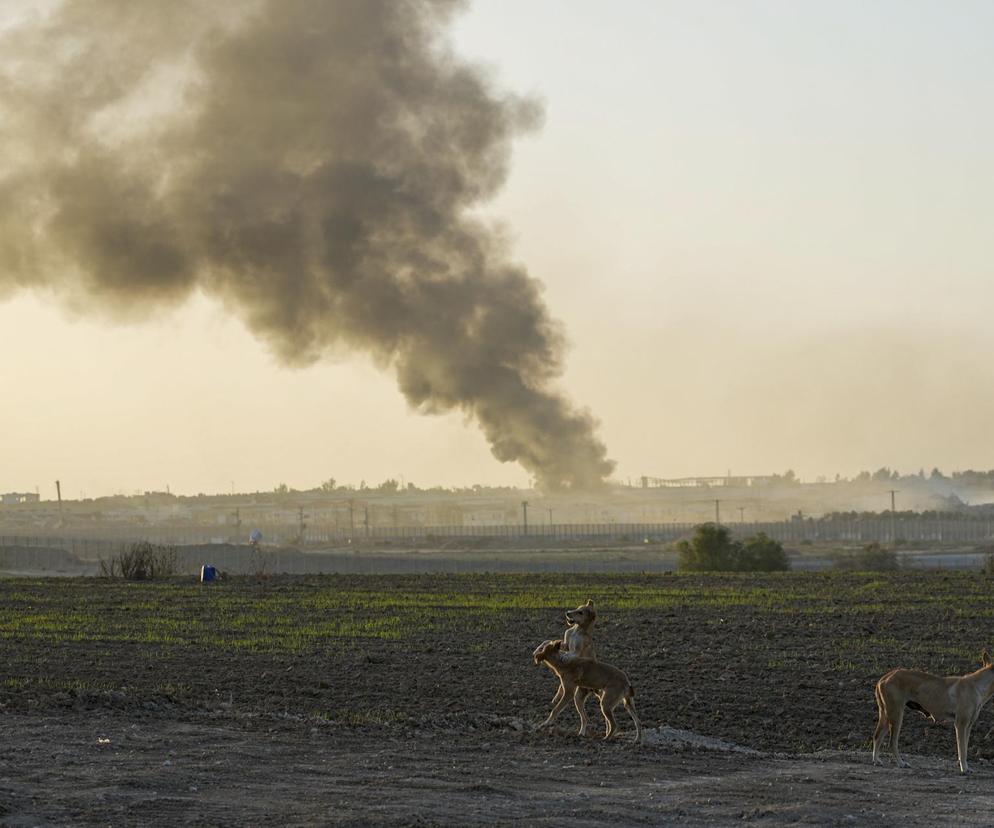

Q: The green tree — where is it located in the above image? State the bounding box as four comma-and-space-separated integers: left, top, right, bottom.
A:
678, 525, 791, 572
677, 524, 738, 571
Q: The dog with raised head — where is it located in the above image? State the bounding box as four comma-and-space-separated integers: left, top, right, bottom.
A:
872, 650, 994, 773
533, 638, 642, 745
543, 600, 597, 733
562, 599, 597, 661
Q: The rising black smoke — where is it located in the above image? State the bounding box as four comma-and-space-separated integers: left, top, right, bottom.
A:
0, 0, 614, 490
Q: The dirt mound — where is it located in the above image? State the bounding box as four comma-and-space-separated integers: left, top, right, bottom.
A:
644, 725, 761, 754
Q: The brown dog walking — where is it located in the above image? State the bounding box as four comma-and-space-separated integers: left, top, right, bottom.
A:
533, 638, 642, 744
872, 650, 994, 774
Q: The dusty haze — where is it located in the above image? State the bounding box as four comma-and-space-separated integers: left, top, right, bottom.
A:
0, 0, 613, 492
3, 1, 994, 498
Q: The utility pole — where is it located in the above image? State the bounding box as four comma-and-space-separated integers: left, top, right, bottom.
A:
888, 490, 899, 543
298, 506, 306, 542
547, 507, 553, 525
348, 499, 355, 540
714, 499, 721, 526
522, 500, 529, 535
55, 480, 63, 521
738, 506, 745, 524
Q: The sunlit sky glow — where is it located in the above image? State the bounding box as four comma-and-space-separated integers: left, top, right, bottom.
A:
2, 0, 993, 498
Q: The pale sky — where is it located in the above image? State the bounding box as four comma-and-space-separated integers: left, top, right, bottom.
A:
3, 0, 994, 498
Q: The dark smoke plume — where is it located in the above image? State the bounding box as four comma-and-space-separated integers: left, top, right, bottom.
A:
0, 0, 614, 490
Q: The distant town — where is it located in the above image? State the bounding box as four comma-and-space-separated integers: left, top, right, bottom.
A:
3, 468, 993, 545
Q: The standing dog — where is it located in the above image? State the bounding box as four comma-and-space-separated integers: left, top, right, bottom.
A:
533, 639, 642, 745
872, 650, 994, 773
562, 599, 597, 661
544, 600, 597, 734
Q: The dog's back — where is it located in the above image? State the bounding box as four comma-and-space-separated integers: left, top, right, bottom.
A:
551, 654, 632, 696
877, 667, 954, 717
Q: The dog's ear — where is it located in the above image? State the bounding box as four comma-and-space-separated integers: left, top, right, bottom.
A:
983, 649, 992, 667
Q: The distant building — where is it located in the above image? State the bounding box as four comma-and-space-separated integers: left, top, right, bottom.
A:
1, 492, 41, 505
639, 475, 775, 489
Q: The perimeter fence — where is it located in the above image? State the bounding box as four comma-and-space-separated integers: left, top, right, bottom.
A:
3, 514, 993, 548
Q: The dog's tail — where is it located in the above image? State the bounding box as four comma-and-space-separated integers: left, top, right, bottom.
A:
874, 679, 886, 724
872, 677, 889, 747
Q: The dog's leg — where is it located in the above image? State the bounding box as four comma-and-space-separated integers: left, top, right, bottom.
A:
956, 713, 974, 774
574, 688, 592, 736
600, 694, 618, 740
550, 682, 564, 707
538, 685, 574, 730
623, 696, 642, 746
890, 707, 910, 768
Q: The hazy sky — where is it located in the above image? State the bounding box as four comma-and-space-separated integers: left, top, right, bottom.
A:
3, 0, 994, 498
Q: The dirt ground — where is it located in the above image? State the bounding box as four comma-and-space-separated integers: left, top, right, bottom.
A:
3, 572, 994, 825
3, 712, 994, 827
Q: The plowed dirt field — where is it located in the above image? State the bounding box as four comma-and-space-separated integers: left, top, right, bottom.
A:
1, 572, 993, 825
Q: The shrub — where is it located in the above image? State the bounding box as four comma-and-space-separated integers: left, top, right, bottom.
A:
677, 524, 790, 572
740, 532, 790, 571
983, 548, 994, 577
834, 542, 899, 572
100, 542, 180, 580
250, 545, 276, 578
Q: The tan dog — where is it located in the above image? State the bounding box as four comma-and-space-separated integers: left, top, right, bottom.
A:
872, 650, 994, 773
545, 600, 597, 734
533, 639, 642, 744
562, 599, 597, 660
